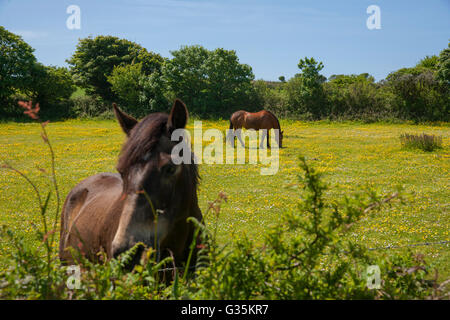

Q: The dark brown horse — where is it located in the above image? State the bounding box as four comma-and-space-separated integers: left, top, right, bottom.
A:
59, 99, 202, 268
227, 110, 283, 148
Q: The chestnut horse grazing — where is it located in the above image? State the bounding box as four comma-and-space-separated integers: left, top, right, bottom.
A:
227, 110, 283, 148
59, 99, 202, 268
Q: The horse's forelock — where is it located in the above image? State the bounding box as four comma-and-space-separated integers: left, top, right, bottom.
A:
116, 113, 168, 174
116, 112, 199, 190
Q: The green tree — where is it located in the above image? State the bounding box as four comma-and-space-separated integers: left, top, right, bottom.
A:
108, 62, 169, 117
0, 27, 36, 112
416, 55, 439, 71
324, 73, 388, 120
139, 72, 170, 113
162, 45, 209, 114
67, 35, 164, 101
253, 79, 288, 116
108, 63, 143, 109
201, 48, 255, 115
29, 64, 76, 105
437, 42, 450, 85
285, 57, 327, 119
386, 66, 448, 121
162, 45, 255, 116
298, 57, 324, 84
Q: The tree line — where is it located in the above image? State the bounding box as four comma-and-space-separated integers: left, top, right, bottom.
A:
1, 27, 448, 121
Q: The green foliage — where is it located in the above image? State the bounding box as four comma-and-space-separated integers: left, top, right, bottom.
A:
400, 133, 443, 152
297, 57, 324, 83
25, 64, 76, 119
324, 74, 389, 121
163, 45, 208, 112
0, 27, 37, 115
108, 63, 143, 109
416, 55, 439, 71
252, 46, 449, 122
284, 76, 309, 118
386, 67, 448, 122
437, 42, 450, 85
283, 57, 327, 119
29, 64, 76, 105
202, 48, 256, 115
107, 63, 169, 117
67, 35, 164, 102
139, 72, 171, 113
0, 27, 75, 120
0, 229, 171, 299
252, 80, 289, 117
70, 95, 111, 118
162, 45, 256, 117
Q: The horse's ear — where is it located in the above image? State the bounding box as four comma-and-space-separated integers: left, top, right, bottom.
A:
167, 99, 188, 131
113, 103, 138, 136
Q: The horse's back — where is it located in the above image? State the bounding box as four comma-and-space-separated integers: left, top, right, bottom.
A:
232, 110, 277, 130
59, 173, 123, 261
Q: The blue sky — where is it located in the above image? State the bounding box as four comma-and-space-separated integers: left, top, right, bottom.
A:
1, 0, 449, 81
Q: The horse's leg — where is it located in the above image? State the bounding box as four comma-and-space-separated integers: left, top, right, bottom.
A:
227, 121, 236, 146
227, 128, 235, 146
236, 129, 245, 147
274, 129, 279, 147
260, 130, 266, 149
267, 129, 270, 148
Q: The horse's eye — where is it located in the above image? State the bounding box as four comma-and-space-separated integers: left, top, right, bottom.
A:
142, 152, 151, 162
163, 164, 177, 176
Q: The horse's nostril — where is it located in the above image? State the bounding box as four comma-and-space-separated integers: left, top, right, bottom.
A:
112, 249, 121, 259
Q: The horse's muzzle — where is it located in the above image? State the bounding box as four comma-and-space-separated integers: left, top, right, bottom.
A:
112, 238, 161, 263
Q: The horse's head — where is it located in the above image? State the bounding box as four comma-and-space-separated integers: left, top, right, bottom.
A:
111, 99, 198, 261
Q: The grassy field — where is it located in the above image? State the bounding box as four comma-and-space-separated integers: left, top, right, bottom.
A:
0, 119, 449, 279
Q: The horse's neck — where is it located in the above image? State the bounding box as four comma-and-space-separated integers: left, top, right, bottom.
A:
274, 120, 280, 130
268, 113, 280, 130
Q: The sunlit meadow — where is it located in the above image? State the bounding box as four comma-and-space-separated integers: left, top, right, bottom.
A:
0, 119, 449, 279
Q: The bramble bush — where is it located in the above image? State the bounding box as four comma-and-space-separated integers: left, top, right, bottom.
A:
0, 106, 449, 299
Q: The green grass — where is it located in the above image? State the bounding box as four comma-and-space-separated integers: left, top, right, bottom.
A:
0, 120, 449, 279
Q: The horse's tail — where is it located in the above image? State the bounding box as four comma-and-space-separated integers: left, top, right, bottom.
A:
229, 118, 234, 130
